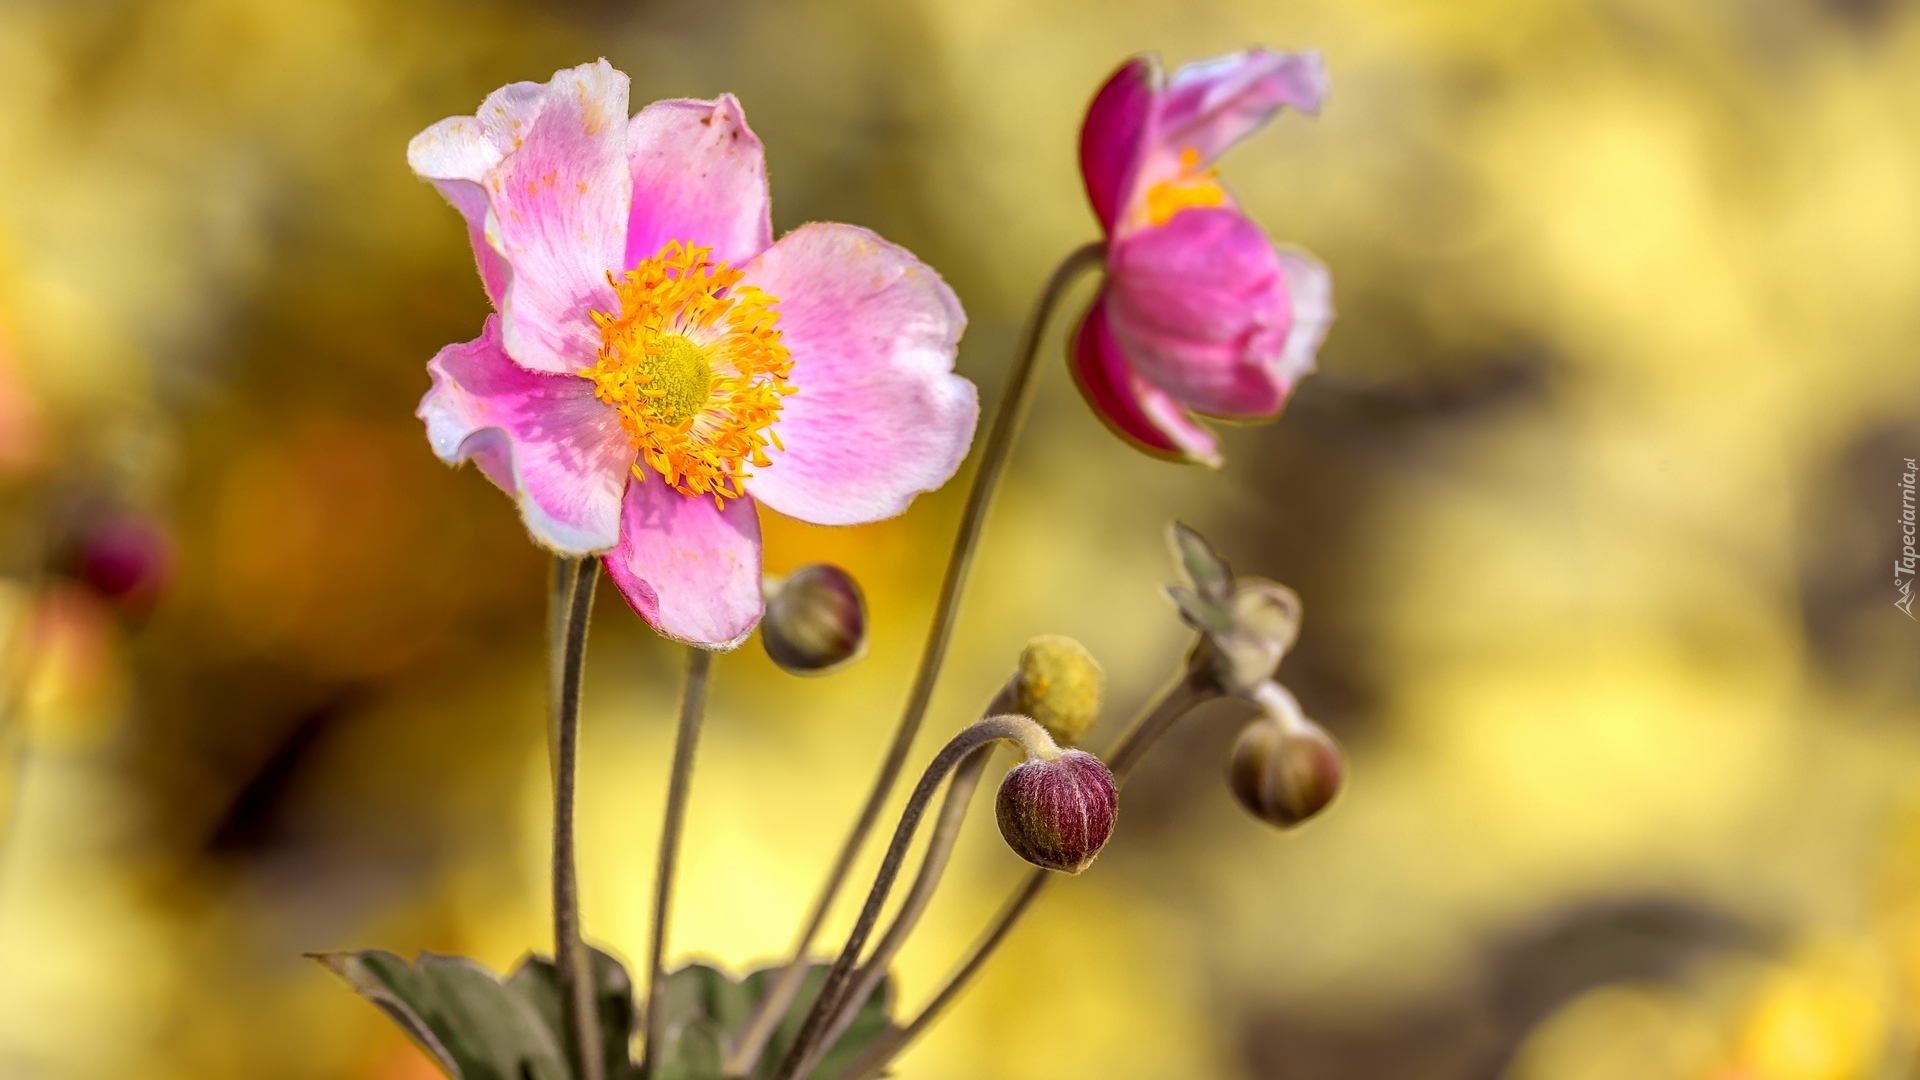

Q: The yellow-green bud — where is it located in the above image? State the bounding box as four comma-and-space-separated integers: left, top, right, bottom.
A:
761, 564, 867, 675
1014, 635, 1104, 746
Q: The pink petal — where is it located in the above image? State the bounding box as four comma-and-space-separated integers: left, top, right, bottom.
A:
1080, 57, 1158, 235
624, 95, 773, 269
1157, 49, 1327, 168
738, 223, 976, 526
1272, 249, 1333, 390
1071, 293, 1221, 466
418, 316, 632, 555
602, 479, 763, 649
406, 80, 546, 306
1107, 207, 1291, 418
1134, 379, 1226, 468
486, 61, 631, 374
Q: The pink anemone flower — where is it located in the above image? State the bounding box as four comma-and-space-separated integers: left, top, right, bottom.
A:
1073, 49, 1334, 467
408, 61, 977, 648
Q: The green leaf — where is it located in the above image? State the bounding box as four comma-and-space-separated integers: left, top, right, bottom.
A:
507, 946, 639, 1080
1167, 521, 1233, 604
1165, 584, 1234, 637
801, 974, 893, 1080
738, 965, 894, 1080
652, 1015, 728, 1080
315, 950, 572, 1080
645, 962, 895, 1080
321, 949, 895, 1080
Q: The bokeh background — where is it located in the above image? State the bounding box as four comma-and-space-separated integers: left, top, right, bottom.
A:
1, 0, 1917, 1077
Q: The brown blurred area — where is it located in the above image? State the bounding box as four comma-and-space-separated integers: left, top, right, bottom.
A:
1, 0, 1918, 1078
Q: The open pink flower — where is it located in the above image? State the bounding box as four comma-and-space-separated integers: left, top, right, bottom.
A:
409, 61, 976, 648
1073, 49, 1334, 467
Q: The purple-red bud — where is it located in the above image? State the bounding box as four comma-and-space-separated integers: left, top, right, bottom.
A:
76, 513, 173, 613
761, 564, 866, 675
995, 750, 1118, 874
1226, 713, 1345, 829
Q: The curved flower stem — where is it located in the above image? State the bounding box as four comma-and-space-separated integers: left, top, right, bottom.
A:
640, 646, 713, 1079
724, 239, 1106, 1078
828, 672, 1218, 1080
552, 556, 605, 1080
769, 716, 1058, 1080
798, 742, 995, 1074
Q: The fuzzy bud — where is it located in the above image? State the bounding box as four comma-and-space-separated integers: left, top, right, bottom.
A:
1226, 684, 1345, 828
995, 750, 1118, 874
761, 564, 866, 675
1014, 635, 1104, 746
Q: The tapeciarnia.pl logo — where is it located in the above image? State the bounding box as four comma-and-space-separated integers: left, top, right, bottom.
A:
1899, 457, 1917, 620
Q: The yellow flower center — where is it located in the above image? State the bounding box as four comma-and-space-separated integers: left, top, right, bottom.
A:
582, 241, 795, 506
1144, 147, 1227, 227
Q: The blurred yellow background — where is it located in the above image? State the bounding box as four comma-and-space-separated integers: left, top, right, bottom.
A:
0, 0, 1917, 1078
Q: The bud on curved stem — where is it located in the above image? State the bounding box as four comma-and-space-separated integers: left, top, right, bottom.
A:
761, 564, 867, 675
827, 672, 1214, 1080
996, 751, 1117, 873
805, 640, 1105, 1072
1227, 681, 1344, 828
771, 715, 1102, 1080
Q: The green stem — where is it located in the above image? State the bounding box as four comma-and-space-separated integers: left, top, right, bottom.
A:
770, 716, 1057, 1080
723, 240, 1106, 1077
829, 673, 1216, 1080
552, 556, 605, 1080
641, 647, 713, 1079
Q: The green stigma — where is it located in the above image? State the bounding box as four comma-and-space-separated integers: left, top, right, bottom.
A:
638, 334, 713, 426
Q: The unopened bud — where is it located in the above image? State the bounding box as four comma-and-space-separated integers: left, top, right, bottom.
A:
76, 513, 173, 613
1014, 635, 1104, 746
1226, 684, 1344, 828
995, 750, 1118, 874
1164, 523, 1303, 696
761, 564, 866, 675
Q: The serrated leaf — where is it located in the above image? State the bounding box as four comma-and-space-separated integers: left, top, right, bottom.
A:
508, 946, 639, 1079
316, 950, 572, 1080
1167, 522, 1232, 603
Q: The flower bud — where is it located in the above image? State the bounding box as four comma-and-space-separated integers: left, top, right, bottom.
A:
1226, 687, 1344, 828
1014, 635, 1104, 746
995, 750, 1118, 874
761, 564, 866, 675
75, 513, 173, 613
1164, 522, 1303, 696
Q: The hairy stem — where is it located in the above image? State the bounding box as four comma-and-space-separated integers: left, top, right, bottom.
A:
769, 716, 1055, 1080
799, 742, 995, 1075
829, 674, 1216, 1080
552, 557, 605, 1080
724, 241, 1106, 1076
641, 647, 713, 1078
